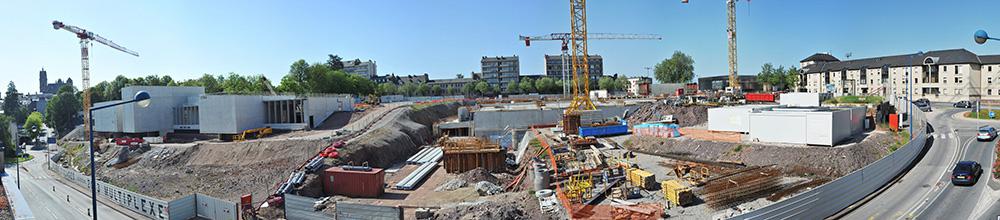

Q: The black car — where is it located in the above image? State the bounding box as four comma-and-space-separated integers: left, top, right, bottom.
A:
951, 161, 983, 186
954, 100, 976, 108
914, 98, 930, 105
914, 101, 932, 112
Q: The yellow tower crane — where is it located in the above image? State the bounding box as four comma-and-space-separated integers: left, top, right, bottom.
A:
52, 21, 139, 148
683, 0, 743, 93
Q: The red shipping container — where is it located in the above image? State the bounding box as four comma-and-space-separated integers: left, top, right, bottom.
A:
889, 113, 898, 131
745, 93, 775, 102
321, 166, 385, 198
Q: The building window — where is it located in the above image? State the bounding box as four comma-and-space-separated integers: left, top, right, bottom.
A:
990, 89, 994, 95
955, 77, 960, 83
944, 66, 948, 72
990, 66, 994, 72
990, 77, 994, 84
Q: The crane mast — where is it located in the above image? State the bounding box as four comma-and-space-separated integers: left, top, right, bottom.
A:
567, 0, 594, 114
52, 20, 138, 154
726, 0, 739, 91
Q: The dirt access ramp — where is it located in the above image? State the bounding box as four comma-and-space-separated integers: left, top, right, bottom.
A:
98, 139, 328, 202
625, 131, 894, 178
336, 102, 461, 168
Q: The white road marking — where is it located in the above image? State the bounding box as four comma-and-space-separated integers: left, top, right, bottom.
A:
906, 136, 973, 219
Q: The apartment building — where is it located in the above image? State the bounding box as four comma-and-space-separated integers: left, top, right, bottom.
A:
481, 56, 520, 90
799, 49, 1000, 103
544, 54, 603, 81
342, 59, 377, 79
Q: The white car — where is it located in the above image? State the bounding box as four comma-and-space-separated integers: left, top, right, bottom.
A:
977, 126, 997, 141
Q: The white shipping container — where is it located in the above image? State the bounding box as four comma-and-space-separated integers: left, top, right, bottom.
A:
707, 105, 776, 133
779, 93, 832, 107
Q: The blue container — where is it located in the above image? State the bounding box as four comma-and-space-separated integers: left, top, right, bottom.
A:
579, 124, 629, 137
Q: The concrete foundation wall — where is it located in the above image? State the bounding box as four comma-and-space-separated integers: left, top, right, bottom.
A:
198, 95, 267, 134
93, 86, 204, 134
472, 104, 638, 137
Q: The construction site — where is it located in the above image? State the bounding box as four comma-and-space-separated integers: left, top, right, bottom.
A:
37, 1, 909, 220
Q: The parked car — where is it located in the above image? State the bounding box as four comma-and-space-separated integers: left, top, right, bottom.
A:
978, 126, 997, 141
954, 100, 975, 108
914, 101, 932, 112
951, 161, 982, 186
913, 98, 930, 105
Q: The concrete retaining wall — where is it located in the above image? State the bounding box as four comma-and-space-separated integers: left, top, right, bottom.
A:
472, 104, 639, 137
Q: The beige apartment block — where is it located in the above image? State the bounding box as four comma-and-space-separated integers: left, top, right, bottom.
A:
798, 49, 998, 103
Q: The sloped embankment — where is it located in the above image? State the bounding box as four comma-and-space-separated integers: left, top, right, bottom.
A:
337, 102, 460, 168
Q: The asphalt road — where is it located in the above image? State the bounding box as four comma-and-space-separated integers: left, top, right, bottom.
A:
8, 148, 136, 220
843, 104, 1000, 219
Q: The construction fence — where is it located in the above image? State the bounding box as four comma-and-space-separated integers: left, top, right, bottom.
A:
48, 164, 238, 220
732, 100, 928, 219
284, 194, 402, 220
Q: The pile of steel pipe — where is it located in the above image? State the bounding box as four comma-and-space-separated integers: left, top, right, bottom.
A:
394, 162, 439, 190
304, 156, 325, 173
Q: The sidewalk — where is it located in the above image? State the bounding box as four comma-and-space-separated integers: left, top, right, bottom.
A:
1, 173, 33, 220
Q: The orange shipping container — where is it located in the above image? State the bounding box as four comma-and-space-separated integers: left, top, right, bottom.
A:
322, 166, 385, 198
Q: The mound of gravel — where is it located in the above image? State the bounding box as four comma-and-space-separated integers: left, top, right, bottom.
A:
626, 103, 708, 126
435, 167, 501, 192
434, 191, 560, 220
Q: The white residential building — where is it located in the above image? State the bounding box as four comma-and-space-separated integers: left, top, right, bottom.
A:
799, 49, 1000, 103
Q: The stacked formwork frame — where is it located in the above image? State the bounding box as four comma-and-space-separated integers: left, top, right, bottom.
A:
440, 137, 506, 173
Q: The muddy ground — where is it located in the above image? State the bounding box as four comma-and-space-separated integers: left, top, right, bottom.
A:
626, 102, 709, 126
623, 131, 897, 178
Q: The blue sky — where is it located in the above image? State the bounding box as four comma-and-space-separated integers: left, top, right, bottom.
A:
4, 0, 1000, 93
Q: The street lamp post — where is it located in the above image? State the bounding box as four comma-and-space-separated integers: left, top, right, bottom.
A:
976, 30, 1000, 120
87, 91, 150, 220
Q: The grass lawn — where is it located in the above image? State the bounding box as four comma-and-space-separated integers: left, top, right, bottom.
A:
825, 95, 884, 105
963, 109, 1000, 120
9, 154, 33, 164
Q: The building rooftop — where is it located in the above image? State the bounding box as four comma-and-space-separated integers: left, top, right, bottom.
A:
801, 48, 997, 74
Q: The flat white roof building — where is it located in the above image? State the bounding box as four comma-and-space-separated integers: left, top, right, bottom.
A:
93, 86, 354, 136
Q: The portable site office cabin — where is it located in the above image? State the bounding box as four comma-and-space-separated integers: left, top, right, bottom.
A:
747, 106, 865, 146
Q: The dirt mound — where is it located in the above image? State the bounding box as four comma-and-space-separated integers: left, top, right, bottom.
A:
435, 167, 501, 191
626, 103, 708, 126
625, 131, 895, 177
59, 125, 84, 142
337, 102, 460, 168
97, 139, 328, 202
433, 191, 560, 220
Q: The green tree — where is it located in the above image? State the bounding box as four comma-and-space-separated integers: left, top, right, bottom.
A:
45, 85, 82, 137
400, 83, 418, 96
23, 112, 44, 144
615, 77, 629, 92
3, 81, 23, 123
757, 63, 777, 91
326, 54, 344, 71
519, 77, 536, 93
462, 83, 476, 96
654, 51, 696, 83
0, 114, 13, 157
536, 77, 558, 94
377, 83, 397, 96
430, 85, 442, 96
475, 81, 490, 96
598, 77, 616, 91
416, 83, 430, 96
785, 66, 800, 91
446, 87, 457, 96
505, 81, 520, 94
276, 75, 307, 94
